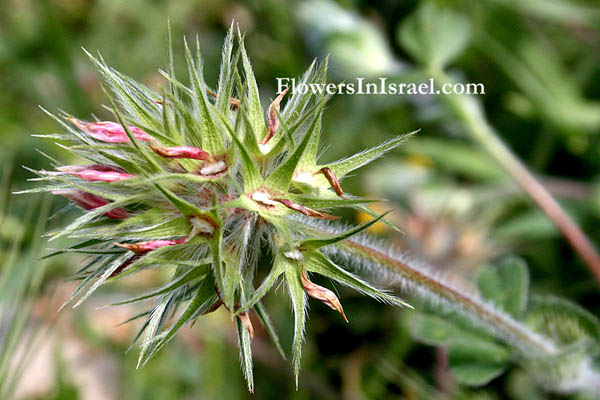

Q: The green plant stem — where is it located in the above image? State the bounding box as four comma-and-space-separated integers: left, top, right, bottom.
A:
340, 238, 556, 354
430, 68, 600, 283
293, 218, 555, 355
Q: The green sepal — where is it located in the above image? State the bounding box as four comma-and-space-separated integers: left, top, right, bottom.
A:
266, 100, 326, 190
301, 212, 390, 251
305, 251, 410, 308
284, 264, 307, 389
237, 287, 254, 393
323, 132, 417, 180
183, 37, 225, 154
237, 254, 288, 313
109, 265, 209, 306
137, 275, 219, 368
287, 194, 378, 209
218, 112, 264, 191
238, 31, 265, 142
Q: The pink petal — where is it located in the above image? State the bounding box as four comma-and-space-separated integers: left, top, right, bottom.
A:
114, 237, 188, 255
52, 189, 129, 219
150, 145, 210, 160
55, 165, 134, 182
68, 119, 153, 143
74, 170, 135, 182
56, 164, 128, 173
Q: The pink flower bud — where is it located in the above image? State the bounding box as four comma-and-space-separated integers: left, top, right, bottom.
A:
150, 145, 210, 160
68, 119, 153, 143
114, 237, 188, 255
55, 165, 134, 182
52, 189, 129, 219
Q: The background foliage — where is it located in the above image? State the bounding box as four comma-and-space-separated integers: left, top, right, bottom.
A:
1, 0, 600, 399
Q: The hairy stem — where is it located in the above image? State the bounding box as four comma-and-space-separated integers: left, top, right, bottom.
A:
293, 217, 555, 355
429, 68, 600, 283
339, 237, 556, 354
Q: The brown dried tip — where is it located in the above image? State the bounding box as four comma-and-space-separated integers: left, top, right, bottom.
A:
236, 310, 255, 338
274, 198, 339, 220
206, 89, 240, 110
301, 268, 348, 322
260, 88, 289, 145
315, 167, 344, 197
212, 286, 255, 338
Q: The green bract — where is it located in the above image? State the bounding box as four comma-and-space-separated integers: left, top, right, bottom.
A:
29, 25, 412, 391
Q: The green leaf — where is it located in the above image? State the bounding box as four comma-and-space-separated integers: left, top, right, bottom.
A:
411, 313, 481, 347
398, 3, 470, 69
401, 137, 504, 181
325, 132, 416, 180
284, 265, 307, 388
448, 338, 509, 386
306, 252, 410, 308
266, 101, 325, 191
477, 257, 529, 317
526, 295, 600, 345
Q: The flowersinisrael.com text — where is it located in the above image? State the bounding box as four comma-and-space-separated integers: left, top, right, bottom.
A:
276, 77, 485, 96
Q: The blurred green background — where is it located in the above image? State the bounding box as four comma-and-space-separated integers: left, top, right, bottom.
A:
1, 0, 600, 399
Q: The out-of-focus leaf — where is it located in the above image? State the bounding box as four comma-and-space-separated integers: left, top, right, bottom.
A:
402, 137, 504, 181
398, 3, 470, 69
477, 257, 529, 317
448, 338, 510, 386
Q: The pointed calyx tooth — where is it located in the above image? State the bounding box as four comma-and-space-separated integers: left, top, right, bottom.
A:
53, 164, 134, 182
114, 237, 188, 255
212, 289, 255, 338
250, 191, 278, 207
51, 189, 129, 219
274, 198, 339, 220
315, 167, 344, 197
150, 145, 210, 160
206, 89, 240, 110
68, 118, 153, 143
261, 88, 289, 145
301, 268, 348, 323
